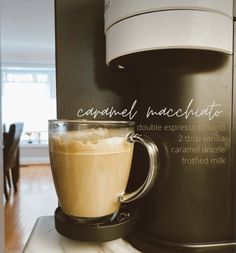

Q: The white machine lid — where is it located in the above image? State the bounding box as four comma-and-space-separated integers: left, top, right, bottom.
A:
105, 0, 233, 31
105, 10, 233, 66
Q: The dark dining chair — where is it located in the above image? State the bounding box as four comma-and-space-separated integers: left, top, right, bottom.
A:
3, 122, 24, 201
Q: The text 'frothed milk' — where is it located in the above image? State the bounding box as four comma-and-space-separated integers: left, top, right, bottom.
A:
49, 128, 134, 218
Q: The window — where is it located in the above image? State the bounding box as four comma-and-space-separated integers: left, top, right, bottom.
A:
1, 67, 56, 143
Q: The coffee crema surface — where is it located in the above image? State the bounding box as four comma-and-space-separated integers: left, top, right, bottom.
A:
49, 129, 134, 218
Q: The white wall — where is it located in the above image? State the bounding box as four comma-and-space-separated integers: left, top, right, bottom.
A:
20, 144, 49, 165
2, 49, 55, 66
1, 0, 55, 66
0, 2, 5, 249
234, 0, 236, 16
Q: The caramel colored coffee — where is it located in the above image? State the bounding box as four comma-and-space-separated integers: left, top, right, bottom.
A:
49, 129, 133, 218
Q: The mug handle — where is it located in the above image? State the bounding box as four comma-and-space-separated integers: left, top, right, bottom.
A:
119, 133, 159, 203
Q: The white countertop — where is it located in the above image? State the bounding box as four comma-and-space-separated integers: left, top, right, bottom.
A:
23, 216, 141, 253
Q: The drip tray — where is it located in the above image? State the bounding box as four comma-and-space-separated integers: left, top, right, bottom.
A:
54, 206, 138, 242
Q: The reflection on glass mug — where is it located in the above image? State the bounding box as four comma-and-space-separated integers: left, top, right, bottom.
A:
49, 120, 159, 222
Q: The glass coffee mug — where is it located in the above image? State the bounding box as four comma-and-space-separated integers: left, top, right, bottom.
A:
49, 120, 159, 223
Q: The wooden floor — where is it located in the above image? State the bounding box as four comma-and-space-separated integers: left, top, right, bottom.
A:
4, 165, 57, 253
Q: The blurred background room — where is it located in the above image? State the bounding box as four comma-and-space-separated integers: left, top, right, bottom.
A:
1, 1, 58, 252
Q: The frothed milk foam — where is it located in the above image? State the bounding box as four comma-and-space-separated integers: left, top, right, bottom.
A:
49, 128, 133, 218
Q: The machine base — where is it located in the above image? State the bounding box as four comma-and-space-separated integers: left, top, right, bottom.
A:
128, 231, 236, 253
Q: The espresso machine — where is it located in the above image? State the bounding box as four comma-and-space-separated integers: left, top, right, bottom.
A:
55, 0, 236, 252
